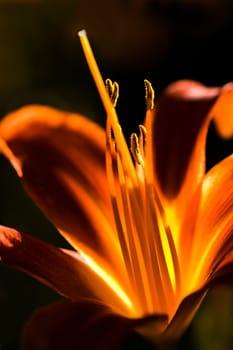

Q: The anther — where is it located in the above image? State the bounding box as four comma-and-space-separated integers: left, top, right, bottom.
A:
130, 133, 144, 167
144, 79, 155, 110
105, 78, 119, 108
138, 125, 147, 151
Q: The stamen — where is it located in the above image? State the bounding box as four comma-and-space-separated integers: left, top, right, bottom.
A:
105, 118, 143, 314
78, 29, 180, 317
146, 184, 174, 309
130, 133, 144, 167
116, 155, 152, 312
153, 189, 181, 298
127, 186, 159, 312
105, 78, 119, 108
144, 79, 155, 110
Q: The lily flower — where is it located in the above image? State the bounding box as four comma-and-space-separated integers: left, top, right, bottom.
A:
1, 30, 233, 349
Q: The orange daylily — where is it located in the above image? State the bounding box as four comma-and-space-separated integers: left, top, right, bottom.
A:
1, 31, 233, 349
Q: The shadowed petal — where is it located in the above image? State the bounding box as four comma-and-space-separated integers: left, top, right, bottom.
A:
166, 251, 233, 344
159, 289, 207, 343
161, 255, 233, 344
22, 299, 167, 350
148, 80, 233, 242
207, 251, 233, 286
0, 105, 124, 275
22, 300, 136, 350
0, 225, 134, 316
151, 80, 221, 198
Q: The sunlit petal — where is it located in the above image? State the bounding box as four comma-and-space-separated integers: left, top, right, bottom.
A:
182, 155, 233, 290
212, 82, 233, 138
0, 105, 124, 276
0, 225, 133, 316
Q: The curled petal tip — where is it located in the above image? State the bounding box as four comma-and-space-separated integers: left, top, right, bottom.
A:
0, 138, 22, 177
212, 82, 233, 139
164, 80, 220, 100
0, 226, 21, 252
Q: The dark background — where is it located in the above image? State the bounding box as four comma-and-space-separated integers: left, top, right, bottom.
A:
0, 0, 233, 349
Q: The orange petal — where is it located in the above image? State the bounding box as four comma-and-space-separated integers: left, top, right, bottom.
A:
206, 251, 233, 287
0, 105, 123, 276
22, 300, 136, 350
162, 259, 233, 344
212, 83, 233, 139
184, 155, 233, 290
22, 299, 168, 350
138, 289, 207, 344
0, 225, 134, 316
160, 289, 207, 343
147, 80, 233, 242
150, 80, 220, 198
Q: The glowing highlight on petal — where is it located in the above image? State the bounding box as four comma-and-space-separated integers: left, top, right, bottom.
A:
79, 250, 135, 315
